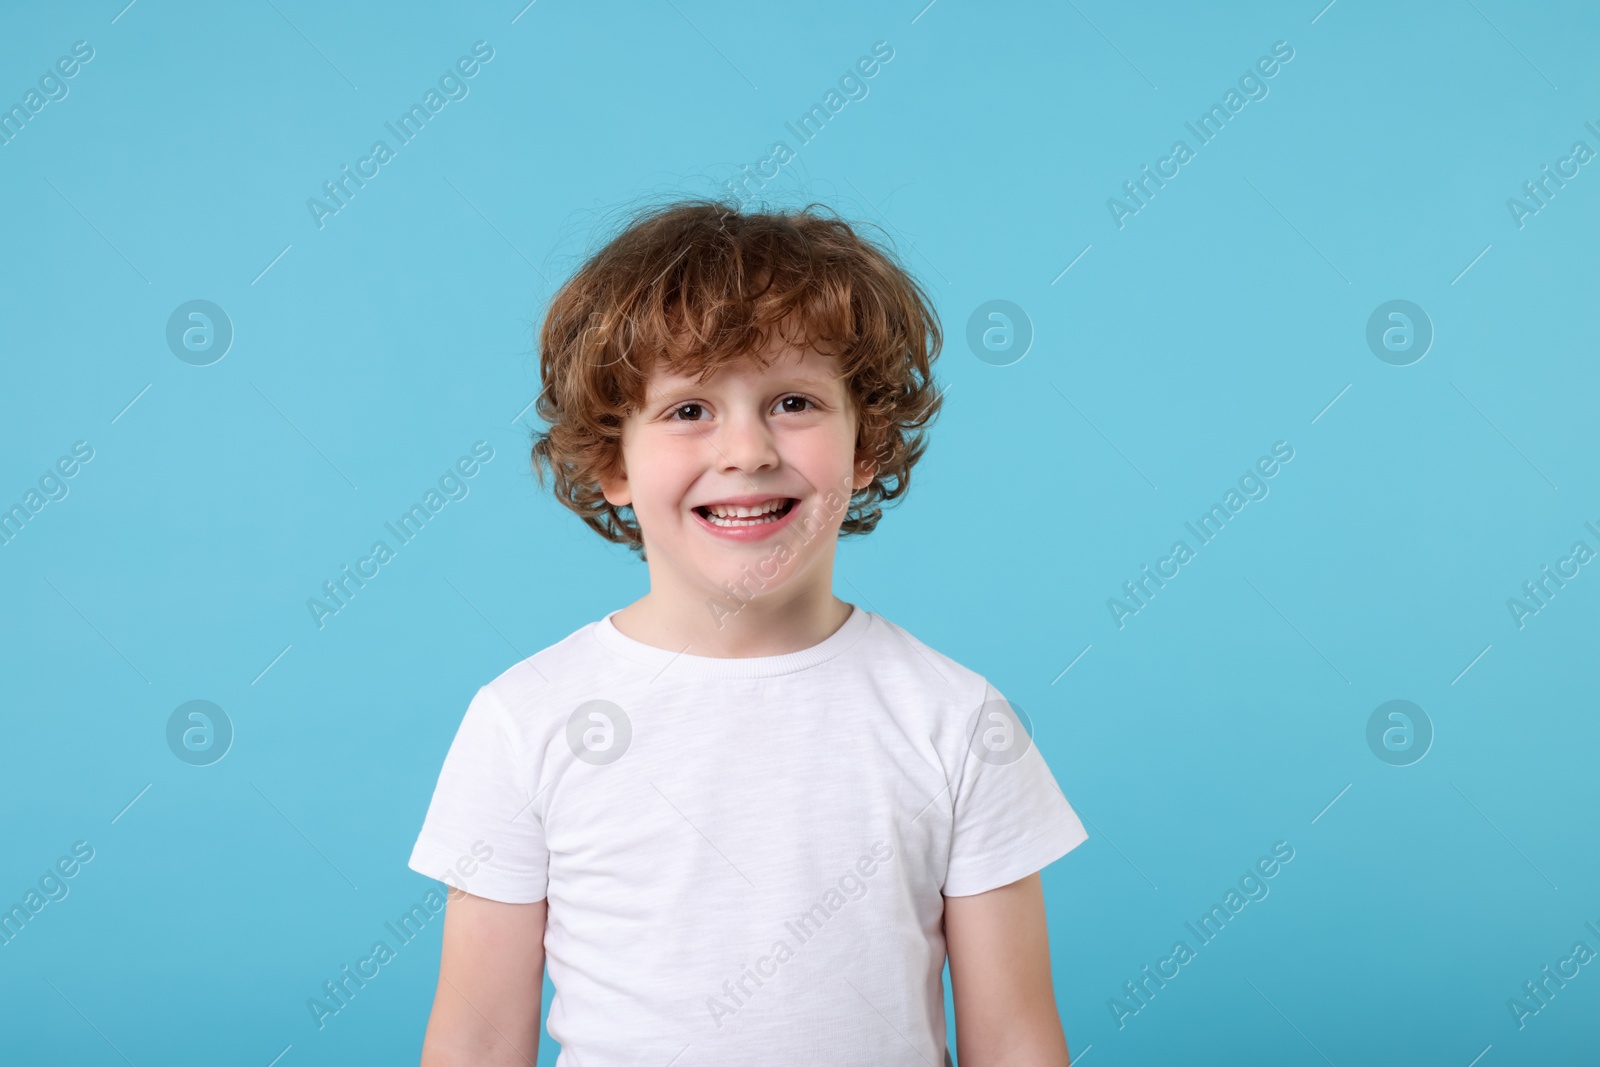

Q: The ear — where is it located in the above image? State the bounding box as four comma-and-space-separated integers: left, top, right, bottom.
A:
852, 421, 883, 492
598, 459, 631, 507
852, 452, 877, 492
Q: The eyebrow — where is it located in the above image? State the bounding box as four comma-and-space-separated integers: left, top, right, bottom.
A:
645, 375, 839, 405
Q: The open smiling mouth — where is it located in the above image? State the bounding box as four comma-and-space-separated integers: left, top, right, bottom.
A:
691, 498, 799, 528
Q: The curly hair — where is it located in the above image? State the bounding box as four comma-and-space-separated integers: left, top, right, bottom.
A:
530, 198, 943, 557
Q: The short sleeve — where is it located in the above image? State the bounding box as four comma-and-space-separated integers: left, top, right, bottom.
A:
407, 685, 550, 903
942, 683, 1089, 897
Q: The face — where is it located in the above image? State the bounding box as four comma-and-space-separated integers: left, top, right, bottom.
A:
599, 332, 875, 613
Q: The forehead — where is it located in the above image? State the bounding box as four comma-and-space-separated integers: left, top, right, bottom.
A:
643, 337, 846, 398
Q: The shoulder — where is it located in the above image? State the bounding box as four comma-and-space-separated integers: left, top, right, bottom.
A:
860, 612, 991, 703
474, 619, 609, 725
859, 614, 1026, 785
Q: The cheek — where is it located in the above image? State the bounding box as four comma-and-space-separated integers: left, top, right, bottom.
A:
632, 444, 699, 511
795, 417, 857, 462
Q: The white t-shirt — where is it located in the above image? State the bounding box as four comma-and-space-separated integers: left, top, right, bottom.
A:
407, 603, 1088, 1066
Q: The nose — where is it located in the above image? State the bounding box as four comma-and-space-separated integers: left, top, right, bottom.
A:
717, 407, 780, 474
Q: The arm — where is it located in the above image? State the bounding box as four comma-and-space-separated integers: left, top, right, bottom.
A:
420, 889, 547, 1067
944, 871, 1071, 1067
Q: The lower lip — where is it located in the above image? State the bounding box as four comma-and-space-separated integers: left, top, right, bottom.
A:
691, 499, 802, 543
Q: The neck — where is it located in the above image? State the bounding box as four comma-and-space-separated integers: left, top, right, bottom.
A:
610, 576, 853, 658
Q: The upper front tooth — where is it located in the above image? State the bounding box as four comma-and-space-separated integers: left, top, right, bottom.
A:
711, 500, 781, 517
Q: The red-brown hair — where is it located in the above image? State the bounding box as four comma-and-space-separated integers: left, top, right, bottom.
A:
530, 199, 943, 556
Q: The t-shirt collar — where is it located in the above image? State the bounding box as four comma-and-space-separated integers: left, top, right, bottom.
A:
590, 602, 873, 679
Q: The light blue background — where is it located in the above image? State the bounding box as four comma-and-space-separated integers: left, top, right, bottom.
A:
2, 1, 1597, 1063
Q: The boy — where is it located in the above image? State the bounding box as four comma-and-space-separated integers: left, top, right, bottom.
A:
407, 201, 1089, 1065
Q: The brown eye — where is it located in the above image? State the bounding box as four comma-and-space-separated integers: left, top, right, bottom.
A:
670, 403, 705, 421
778, 395, 813, 413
